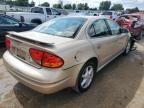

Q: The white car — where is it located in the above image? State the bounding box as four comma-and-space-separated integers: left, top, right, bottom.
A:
6, 7, 63, 25
100, 11, 118, 20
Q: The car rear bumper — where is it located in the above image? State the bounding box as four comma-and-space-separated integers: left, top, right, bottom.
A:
3, 51, 72, 94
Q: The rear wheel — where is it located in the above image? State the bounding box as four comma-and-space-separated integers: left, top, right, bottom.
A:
139, 30, 144, 40
31, 19, 42, 25
74, 61, 97, 93
123, 40, 131, 55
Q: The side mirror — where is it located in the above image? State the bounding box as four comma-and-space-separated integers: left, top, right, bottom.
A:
19, 22, 22, 27
20, 16, 25, 23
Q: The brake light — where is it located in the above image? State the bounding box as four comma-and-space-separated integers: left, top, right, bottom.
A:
5, 38, 11, 49
29, 48, 64, 68
29, 48, 43, 65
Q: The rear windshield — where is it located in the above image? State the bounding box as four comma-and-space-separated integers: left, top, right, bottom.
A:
33, 17, 87, 38
102, 12, 112, 15
31, 7, 44, 14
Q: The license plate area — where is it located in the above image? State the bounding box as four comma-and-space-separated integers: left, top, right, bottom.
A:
17, 48, 26, 60
10, 40, 28, 61
9, 39, 42, 68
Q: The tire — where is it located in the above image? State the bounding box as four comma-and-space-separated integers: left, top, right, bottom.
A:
74, 61, 97, 93
31, 19, 42, 25
123, 40, 131, 55
139, 30, 144, 40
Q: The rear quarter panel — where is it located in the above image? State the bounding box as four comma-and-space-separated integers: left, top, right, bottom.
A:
54, 39, 98, 70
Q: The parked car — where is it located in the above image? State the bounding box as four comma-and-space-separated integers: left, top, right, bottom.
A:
116, 14, 144, 40
6, 7, 63, 25
3, 16, 131, 94
0, 14, 36, 44
100, 11, 119, 20
68, 12, 91, 16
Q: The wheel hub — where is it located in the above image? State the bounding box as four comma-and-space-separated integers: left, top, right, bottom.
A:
81, 66, 94, 89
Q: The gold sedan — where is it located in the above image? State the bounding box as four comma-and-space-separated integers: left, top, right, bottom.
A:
3, 16, 131, 94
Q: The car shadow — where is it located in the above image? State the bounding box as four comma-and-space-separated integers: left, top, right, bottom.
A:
13, 49, 144, 108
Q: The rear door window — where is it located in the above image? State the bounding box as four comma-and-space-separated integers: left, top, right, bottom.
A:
93, 20, 110, 37
106, 19, 120, 35
88, 19, 110, 37
88, 25, 95, 37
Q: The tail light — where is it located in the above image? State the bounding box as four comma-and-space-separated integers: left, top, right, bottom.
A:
29, 48, 64, 68
5, 38, 11, 49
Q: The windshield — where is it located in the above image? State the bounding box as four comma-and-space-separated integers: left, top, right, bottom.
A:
33, 17, 87, 38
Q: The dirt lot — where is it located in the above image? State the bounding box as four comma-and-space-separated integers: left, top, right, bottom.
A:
0, 40, 144, 108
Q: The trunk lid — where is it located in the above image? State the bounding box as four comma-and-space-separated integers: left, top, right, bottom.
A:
7, 31, 73, 68
8, 31, 73, 45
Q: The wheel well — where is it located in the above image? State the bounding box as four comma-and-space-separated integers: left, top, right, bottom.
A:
86, 57, 98, 68
31, 19, 42, 24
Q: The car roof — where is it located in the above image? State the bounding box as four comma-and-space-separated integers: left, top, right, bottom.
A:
62, 15, 107, 20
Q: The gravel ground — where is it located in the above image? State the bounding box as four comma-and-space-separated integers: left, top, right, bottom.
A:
0, 40, 144, 108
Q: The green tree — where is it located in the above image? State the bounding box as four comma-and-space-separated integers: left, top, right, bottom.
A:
72, 3, 76, 10
14, 0, 29, 6
99, 1, 111, 10
111, 4, 124, 11
41, 2, 50, 7
64, 4, 72, 9
53, 3, 62, 9
126, 7, 139, 13
0, 0, 4, 3
77, 3, 85, 10
134, 7, 139, 12
89, 7, 97, 10
6, 0, 14, 5
84, 3, 89, 10
29, 0, 35, 7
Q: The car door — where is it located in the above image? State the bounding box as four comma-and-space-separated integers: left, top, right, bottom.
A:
105, 19, 128, 52
45, 8, 54, 20
0, 15, 21, 33
88, 19, 119, 66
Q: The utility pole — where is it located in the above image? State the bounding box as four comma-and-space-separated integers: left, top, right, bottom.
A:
39, 0, 40, 6
4, 0, 7, 11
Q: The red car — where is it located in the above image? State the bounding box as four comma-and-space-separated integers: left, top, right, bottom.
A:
116, 14, 144, 40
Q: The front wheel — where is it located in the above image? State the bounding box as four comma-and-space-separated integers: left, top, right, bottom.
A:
74, 61, 96, 93
123, 40, 131, 55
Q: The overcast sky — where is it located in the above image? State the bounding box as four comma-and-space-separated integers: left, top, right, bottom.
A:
29, 0, 144, 9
